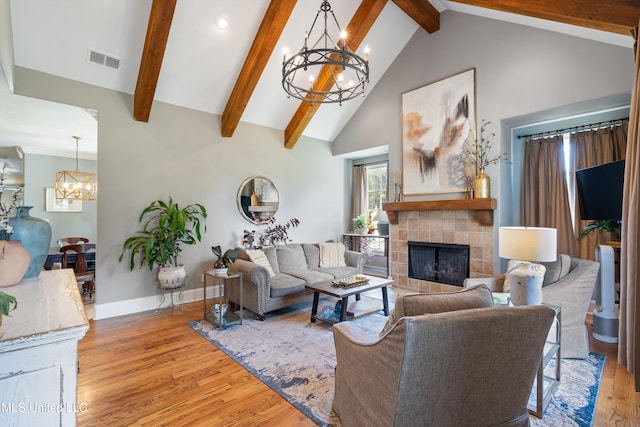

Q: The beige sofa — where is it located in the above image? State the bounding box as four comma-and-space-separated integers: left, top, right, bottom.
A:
228, 243, 366, 320
464, 255, 599, 359
333, 285, 555, 427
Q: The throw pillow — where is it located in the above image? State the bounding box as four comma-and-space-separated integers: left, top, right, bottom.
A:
276, 244, 307, 273
302, 243, 321, 268
263, 246, 279, 274
246, 249, 275, 278
319, 242, 347, 268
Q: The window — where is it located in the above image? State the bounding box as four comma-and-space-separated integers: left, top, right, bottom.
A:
366, 164, 387, 213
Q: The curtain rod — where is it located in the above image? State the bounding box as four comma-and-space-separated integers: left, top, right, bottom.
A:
517, 117, 629, 140
353, 160, 388, 167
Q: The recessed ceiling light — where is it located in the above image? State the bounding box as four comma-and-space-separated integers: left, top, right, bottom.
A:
216, 15, 229, 30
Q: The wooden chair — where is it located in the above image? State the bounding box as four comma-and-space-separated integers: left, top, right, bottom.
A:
60, 243, 96, 300
57, 237, 89, 247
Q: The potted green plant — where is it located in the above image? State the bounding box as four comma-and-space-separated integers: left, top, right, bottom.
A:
211, 245, 237, 277
578, 219, 622, 241
119, 197, 207, 288
0, 290, 17, 326
353, 214, 368, 235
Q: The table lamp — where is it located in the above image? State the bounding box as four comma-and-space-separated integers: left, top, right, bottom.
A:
498, 226, 557, 305
373, 211, 389, 236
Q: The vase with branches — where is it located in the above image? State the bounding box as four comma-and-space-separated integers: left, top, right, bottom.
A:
457, 119, 507, 198
0, 162, 24, 241
258, 217, 300, 247
0, 162, 25, 303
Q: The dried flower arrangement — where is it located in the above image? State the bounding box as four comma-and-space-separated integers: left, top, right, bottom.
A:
0, 162, 24, 241
458, 119, 507, 172
259, 217, 300, 247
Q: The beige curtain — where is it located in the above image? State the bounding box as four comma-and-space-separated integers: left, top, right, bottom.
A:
619, 23, 640, 389
352, 165, 368, 222
571, 123, 628, 260
521, 136, 578, 256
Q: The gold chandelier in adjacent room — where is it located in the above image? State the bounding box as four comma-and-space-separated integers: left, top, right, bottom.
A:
55, 136, 97, 201
282, 1, 369, 105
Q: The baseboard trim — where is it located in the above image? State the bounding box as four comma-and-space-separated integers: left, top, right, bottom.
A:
94, 286, 219, 320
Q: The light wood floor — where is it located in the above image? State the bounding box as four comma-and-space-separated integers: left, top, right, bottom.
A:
77, 302, 640, 426
586, 313, 640, 426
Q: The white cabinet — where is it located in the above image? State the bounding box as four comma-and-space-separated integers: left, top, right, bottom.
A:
0, 269, 89, 426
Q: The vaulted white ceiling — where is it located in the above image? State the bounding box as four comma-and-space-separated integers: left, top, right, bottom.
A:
0, 0, 635, 158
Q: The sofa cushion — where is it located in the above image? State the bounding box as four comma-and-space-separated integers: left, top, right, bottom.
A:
285, 269, 334, 285
319, 242, 347, 267
541, 254, 571, 287
302, 243, 321, 268
246, 249, 275, 278
380, 285, 494, 336
269, 273, 307, 298
276, 244, 308, 273
315, 266, 359, 279
264, 246, 279, 274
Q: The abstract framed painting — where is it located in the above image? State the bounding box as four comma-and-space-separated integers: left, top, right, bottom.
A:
401, 68, 476, 195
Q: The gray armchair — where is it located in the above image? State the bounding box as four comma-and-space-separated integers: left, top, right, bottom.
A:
464, 255, 599, 359
332, 289, 555, 427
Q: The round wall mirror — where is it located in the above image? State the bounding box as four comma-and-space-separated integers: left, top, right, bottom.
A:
237, 176, 279, 224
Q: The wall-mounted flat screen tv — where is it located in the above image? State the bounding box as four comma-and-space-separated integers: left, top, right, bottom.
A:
575, 159, 625, 220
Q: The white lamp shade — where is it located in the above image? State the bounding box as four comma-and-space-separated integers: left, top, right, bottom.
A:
499, 226, 557, 262
373, 211, 389, 222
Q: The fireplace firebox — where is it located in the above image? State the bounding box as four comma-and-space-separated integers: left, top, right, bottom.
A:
408, 241, 470, 286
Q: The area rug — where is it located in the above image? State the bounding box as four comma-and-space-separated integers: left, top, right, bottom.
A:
189, 300, 605, 427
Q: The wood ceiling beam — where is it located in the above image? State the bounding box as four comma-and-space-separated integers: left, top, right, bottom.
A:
133, 0, 177, 122
392, 0, 440, 33
284, 0, 389, 149
221, 0, 298, 138
449, 0, 640, 36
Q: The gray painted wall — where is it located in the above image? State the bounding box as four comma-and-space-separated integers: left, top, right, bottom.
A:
23, 153, 97, 245
334, 11, 634, 270
13, 67, 347, 318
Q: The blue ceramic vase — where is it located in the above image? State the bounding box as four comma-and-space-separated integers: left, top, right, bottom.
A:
8, 206, 52, 279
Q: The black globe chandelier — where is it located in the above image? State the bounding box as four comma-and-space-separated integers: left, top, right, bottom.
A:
282, 1, 369, 105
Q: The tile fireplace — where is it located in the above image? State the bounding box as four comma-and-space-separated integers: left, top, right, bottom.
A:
383, 199, 497, 293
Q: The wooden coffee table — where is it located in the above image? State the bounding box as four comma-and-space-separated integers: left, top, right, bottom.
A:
305, 275, 392, 324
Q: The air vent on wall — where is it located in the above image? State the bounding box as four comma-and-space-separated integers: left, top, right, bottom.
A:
88, 48, 120, 70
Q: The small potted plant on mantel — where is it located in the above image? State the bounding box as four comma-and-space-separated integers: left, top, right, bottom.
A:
119, 197, 207, 289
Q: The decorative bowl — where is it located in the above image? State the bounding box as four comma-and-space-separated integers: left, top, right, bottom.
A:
211, 303, 228, 324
